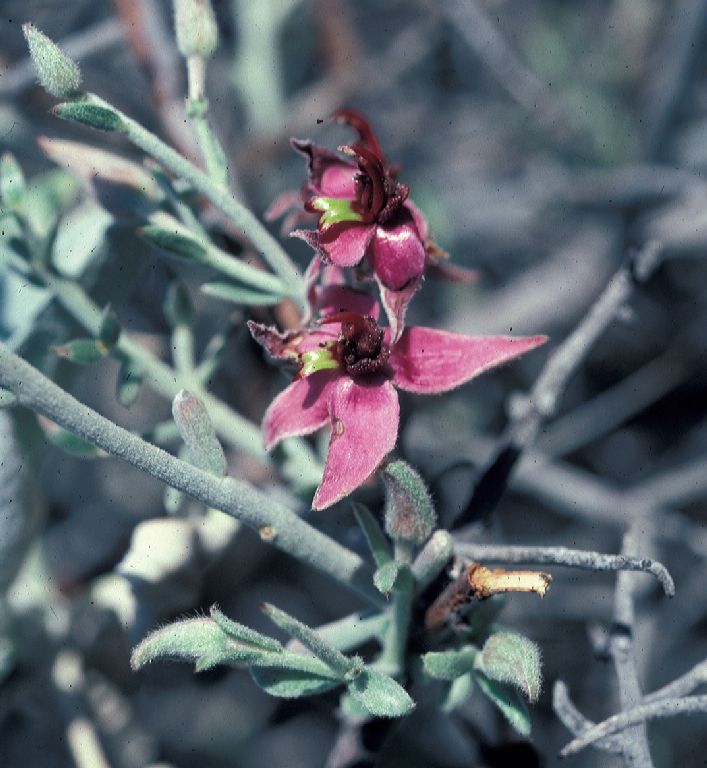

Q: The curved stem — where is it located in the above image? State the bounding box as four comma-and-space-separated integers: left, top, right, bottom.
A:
0, 341, 382, 608
36, 266, 265, 456
85, 93, 306, 306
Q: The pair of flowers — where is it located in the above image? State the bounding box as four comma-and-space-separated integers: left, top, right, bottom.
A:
253, 112, 546, 509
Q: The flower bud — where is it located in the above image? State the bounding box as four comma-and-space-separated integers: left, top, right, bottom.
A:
172, 389, 226, 476
53, 102, 126, 133
22, 23, 82, 98
382, 460, 436, 545
173, 0, 219, 59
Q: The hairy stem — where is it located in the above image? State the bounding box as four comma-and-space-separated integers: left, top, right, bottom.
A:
35, 266, 265, 456
0, 341, 382, 607
85, 93, 305, 304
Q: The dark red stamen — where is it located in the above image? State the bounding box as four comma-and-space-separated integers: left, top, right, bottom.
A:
332, 108, 386, 162
322, 313, 391, 378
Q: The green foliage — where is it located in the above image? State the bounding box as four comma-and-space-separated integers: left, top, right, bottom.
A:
0, 154, 26, 212
475, 672, 531, 736
52, 338, 109, 365
441, 672, 474, 713
476, 632, 542, 702
373, 560, 407, 595
116, 357, 143, 407
98, 306, 121, 347
171, 390, 227, 476
210, 604, 283, 652
163, 281, 194, 327
347, 668, 415, 718
45, 426, 104, 458
139, 223, 207, 262
423, 647, 478, 681
382, 460, 436, 545
200, 281, 285, 306
353, 503, 392, 567
53, 102, 126, 133
261, 603, 359, 679
174, 0, 219, 59
22, 24, 82, 98
250, 666, 341, 698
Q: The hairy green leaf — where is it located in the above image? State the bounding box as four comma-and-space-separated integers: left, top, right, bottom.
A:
200, 281, 285, 306
476, 672, 531, 736
423, 647, 478, 681
23, 24, 82, 98
382, 460, 436, 544
347, 668, 415, 718
54, 102, 126, 133
477, 632, 542, 702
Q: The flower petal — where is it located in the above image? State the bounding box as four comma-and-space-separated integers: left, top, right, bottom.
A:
263, 371, 340, 450
312, 377, 399, 510
320, 222, 376, 268
291, 139, 358, 198
389, 329, 548, 394
377, 274, 421, 343
404, 200, 429, 242
369, 214, 426, 291
317, 285, 380, 320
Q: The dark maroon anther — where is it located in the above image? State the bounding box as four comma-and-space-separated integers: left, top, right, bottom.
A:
328, 313, 391, 378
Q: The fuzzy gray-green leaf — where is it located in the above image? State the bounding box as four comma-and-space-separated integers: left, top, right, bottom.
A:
23, 23, 82, 98
210, 604, 282, 652
373, 560, 405, 595
54, 102, 126, 133
382, 460, 436, 544
200, 281, 285, 307
353, 503, 392, 567
476, 672, 531, 736
130, 617, 271, 672
477, 632, 542, 702
0, 154, 26, 211
250, 667, 341, 699
423, 647, 478, 681
441, 672, 474, 713
347, 668, 415, 718
172, 390, 227, 476
261, 603, 356, 679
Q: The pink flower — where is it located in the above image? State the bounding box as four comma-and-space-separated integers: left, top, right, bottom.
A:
249, 289, 547, 510
268, 110, 472, 340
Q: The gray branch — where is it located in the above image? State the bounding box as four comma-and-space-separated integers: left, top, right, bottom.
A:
560, 695, 707, 758
455, 242, 663, 526
453, 543, 674, 597
0, 341, 382, 608
552, 680, 625, 755
644, 660, 707, 704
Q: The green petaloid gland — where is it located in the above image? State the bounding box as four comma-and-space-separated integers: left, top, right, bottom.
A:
307, 197, 364, 230
23, 23, 82, 98
382, 460, 436, 545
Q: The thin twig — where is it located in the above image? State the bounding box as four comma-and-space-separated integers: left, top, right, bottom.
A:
638, 0, 707, 157
629, 455, 707, 510
454, 242, 663, 528
643, 660, 707, 704
537, 344, 697, 458
560, 695, 707, 758
608, 525, 654, 767
552, 680, 625, 755
0, 341, 382, 608
441, 0, 579, 147
453, 543, 674, 597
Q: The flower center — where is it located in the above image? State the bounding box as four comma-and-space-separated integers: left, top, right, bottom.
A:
335, 314, 390, 378
347, 145, 409, 224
